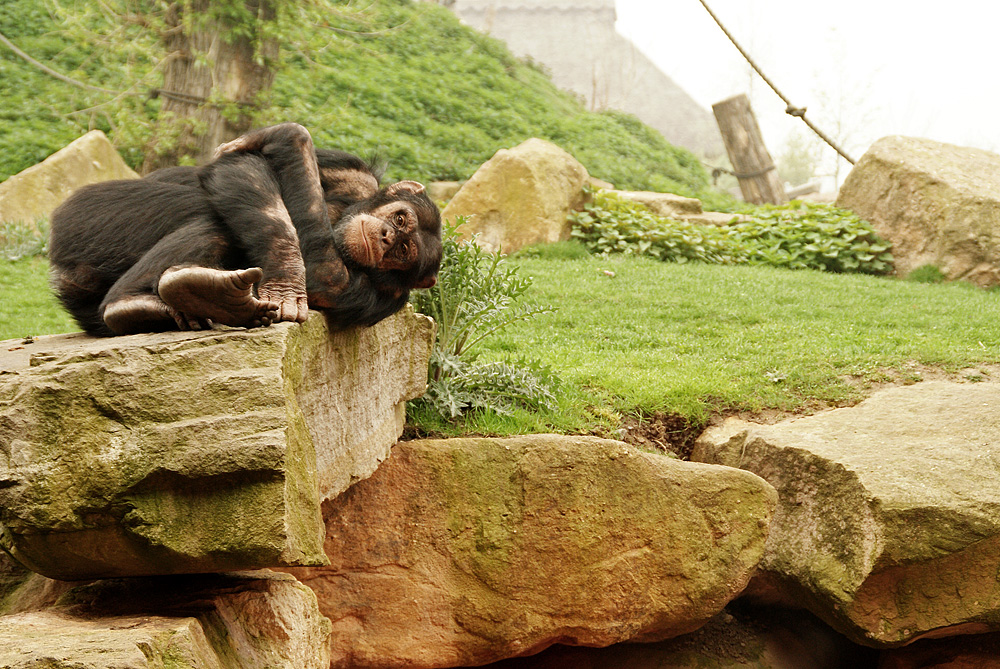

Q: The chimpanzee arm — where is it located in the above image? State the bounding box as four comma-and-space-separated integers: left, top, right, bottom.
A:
199, 152, 310, 324
213, 123, 353, 303
213, 123, 333, 244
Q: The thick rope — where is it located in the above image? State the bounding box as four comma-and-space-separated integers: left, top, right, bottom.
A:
697, 0, 856, 165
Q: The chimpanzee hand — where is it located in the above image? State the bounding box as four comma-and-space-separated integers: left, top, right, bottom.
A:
213, 122, 308, 159
256, 246, 310, 324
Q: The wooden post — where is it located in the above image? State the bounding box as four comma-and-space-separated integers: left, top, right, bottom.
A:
712, 94, 787, 205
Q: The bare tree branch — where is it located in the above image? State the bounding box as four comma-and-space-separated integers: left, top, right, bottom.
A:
0, 28, 120, 95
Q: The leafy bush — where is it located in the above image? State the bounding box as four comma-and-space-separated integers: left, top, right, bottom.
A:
568, 190, 741, 265
409, 220, 559, 419
727, 202, 894, 275
569, 191, 894, 275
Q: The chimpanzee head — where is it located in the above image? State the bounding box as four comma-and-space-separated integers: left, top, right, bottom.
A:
335, 181, 442, 292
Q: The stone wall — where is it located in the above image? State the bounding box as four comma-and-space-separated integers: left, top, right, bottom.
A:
445, 0, 724, 157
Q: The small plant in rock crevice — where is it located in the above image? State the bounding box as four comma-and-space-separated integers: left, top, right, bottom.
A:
409, 219, 559, 419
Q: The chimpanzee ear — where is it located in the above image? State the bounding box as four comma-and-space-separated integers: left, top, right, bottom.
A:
385, 180, 426, 197
413, 273, 437, 289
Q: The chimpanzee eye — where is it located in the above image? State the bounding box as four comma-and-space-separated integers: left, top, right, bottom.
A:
394, 212, 407, 226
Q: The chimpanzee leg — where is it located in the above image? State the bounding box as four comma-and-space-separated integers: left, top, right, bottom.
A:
199, 152, 311, 323
100, 219, 279, 335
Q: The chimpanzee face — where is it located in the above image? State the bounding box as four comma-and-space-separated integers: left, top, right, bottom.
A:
335, 181, 441, 290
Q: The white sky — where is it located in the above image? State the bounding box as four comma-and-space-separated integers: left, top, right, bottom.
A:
615, 0, 1000, 181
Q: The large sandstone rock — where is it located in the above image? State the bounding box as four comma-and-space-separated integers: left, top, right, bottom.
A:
0, 130, 138, 225
284, 435, 777, 668
837, 136, 1000, 286
0, 309, 434, 580
0, 570, 331, 668
442, 138, 589, 253
692, 381, 1000, 647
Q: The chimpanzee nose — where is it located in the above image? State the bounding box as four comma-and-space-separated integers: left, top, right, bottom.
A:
381, 224, 394, 248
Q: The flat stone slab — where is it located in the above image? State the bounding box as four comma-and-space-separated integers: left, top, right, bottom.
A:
692, 381, 1000, 646
0, 570, 331, 668
0, 309, 433, 580
284, 435, 776, 668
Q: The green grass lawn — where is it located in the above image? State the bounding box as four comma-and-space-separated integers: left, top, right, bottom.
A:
473, 252, 1000, 427
0, 257, 76, 339
4, 254, 999, 438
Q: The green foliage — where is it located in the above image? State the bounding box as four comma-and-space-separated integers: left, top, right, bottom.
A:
907, 264, 947, 284
409, 220, 558, 419
569, 191, 894, 276
727, 201, 894, 274
569, 190, 742, 264
0, 0, 714, 199
0, 220, 49, 261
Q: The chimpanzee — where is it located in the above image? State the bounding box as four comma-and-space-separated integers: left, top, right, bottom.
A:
49, 123, 442, 336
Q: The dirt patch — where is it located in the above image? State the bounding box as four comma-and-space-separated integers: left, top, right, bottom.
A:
839, 362, 1000, 394
617, 411, 704, 459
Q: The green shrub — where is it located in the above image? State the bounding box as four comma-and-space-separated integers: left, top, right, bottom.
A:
568, 192, 894, 276
409, 220, 559, 419
568, 190, 742, 264
907, 264, 947, 284
728, 201, 894, 275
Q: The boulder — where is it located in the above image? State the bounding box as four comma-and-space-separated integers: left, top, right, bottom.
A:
692, 381, 1000, 646
283, 435, 777, 668
480, 606, 878, 668
442, 139, 589, 253
0, 308, 434, 580
429, 181, 464, 203
0, 130, 138, 226
609, 190, 745, 227
0, 570, 331, 668
837, 136, 1000, 286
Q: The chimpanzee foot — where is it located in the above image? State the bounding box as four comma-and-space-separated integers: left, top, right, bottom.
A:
103, 294, 210, 335
158, 266, 280, 330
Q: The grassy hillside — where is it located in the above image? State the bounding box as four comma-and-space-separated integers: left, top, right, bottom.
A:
0, 0, 718, 201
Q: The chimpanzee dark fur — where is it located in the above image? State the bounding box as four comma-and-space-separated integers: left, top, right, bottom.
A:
49, 124, 441, 336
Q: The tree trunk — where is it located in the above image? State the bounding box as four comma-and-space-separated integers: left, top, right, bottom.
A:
712, 94, 787, 205
142, 1, 278, 172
